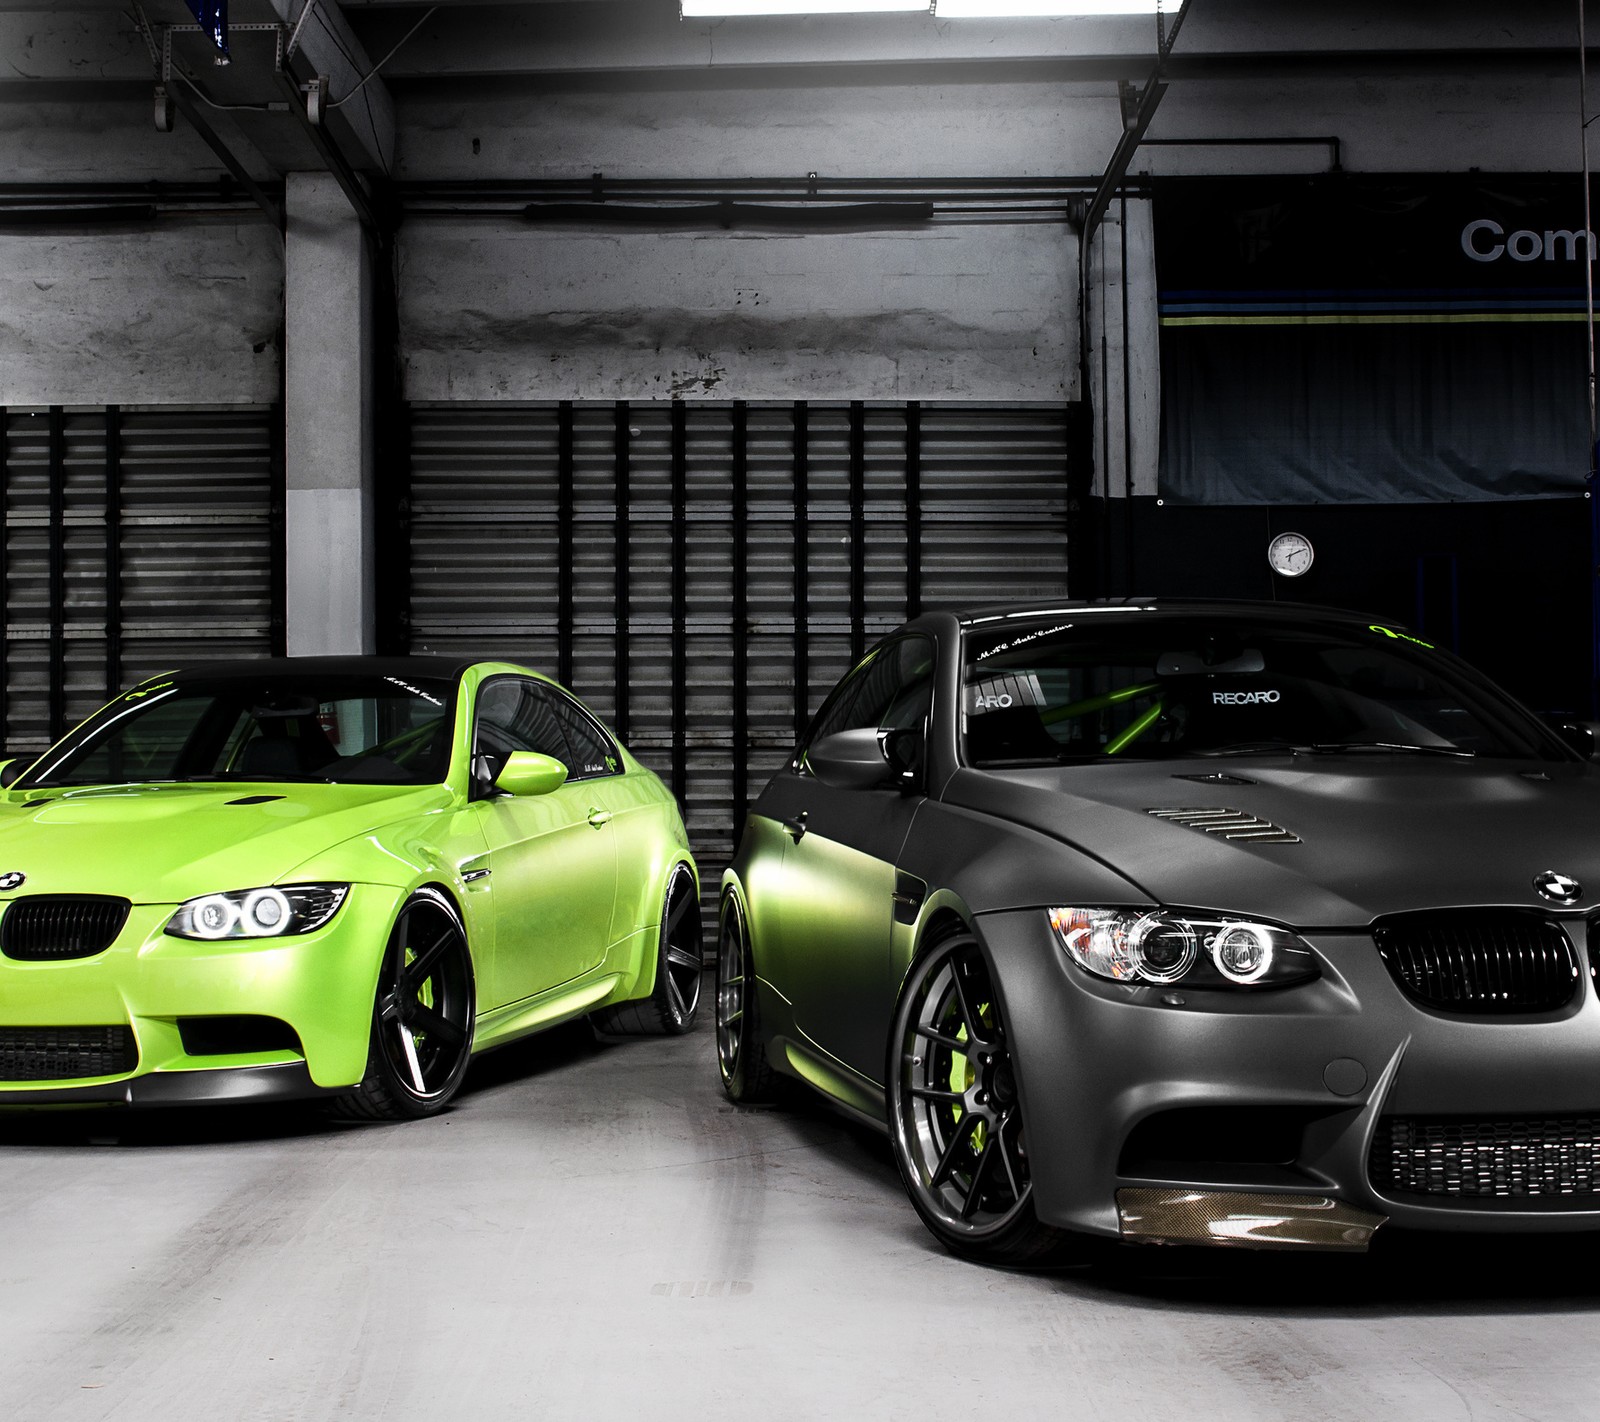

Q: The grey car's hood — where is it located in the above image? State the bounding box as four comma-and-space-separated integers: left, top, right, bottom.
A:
942, 757, 1600, 926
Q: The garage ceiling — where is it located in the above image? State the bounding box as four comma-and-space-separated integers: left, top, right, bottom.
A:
1, 1, 1590, 193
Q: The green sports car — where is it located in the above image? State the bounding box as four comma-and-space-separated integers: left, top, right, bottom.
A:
0, 657, 701, 1118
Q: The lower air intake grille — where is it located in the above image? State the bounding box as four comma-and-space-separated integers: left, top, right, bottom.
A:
0, 1026, 136, 1081
1372, 910, 1578, 1014
0, 896, 131, 961
1372, 1115, 1600, 1198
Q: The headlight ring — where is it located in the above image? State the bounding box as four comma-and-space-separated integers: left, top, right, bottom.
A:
1047, 906, 1318, 990
166, 884, 350, 942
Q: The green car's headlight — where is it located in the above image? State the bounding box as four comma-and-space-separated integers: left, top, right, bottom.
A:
1047, 907, 1319, 990
165, 884, 350, 942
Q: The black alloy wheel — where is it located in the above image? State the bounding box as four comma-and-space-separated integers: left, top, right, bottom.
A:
888, 931, 1070, 1265
591, 862, 702, 1035
717, 891, 775, 1101
335, 886, 475, 1121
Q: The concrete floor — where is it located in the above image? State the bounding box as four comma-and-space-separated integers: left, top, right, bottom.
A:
1, 1015, 1597, 1421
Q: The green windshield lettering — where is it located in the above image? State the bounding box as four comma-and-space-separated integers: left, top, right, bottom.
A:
1369, 625, 1434, 650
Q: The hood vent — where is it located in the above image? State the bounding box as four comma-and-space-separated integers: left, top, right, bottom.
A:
1172, 772, 1256, 787
1145, 807, 1301, 844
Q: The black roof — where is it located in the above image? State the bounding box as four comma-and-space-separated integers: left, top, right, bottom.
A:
951, 597, 1392, 628
148, 655, 489, 684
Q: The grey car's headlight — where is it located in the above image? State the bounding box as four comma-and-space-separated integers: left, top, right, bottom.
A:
1047, 907, 1319, 989
165, 884, 350, 941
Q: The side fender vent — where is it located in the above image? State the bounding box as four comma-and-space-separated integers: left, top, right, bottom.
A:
1144, 807, 1301, 844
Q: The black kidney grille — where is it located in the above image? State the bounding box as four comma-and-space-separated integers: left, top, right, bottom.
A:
1372, 1115, 1600, 1198
0, 896, 132, 961
0, 1026, 136, 1081
1372, 911, 1578, 1013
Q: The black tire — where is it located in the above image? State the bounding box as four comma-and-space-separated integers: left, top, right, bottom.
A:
331, 886, 476, 1122
887, 930, 1075, 1267
590, 862, 702, 1036
716, 890, 777, 1102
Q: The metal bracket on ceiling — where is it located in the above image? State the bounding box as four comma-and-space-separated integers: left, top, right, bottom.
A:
1117, 80, 1140, 132
285, 0, 318, 61
1081, 0, 1193, 249
160, 22, 285, 79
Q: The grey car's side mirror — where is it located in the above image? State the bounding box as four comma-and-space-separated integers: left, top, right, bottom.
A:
1547, 718, 1600, 760
807, 729, 898, 790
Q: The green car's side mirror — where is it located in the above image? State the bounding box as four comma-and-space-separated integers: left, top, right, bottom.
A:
494, 750, 568, 797
0, 759, 21, 789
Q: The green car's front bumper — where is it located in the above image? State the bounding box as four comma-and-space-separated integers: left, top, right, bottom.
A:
0, 882, 406, 1106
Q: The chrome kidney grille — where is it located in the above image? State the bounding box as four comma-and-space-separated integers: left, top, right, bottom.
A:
1372, 910, 1579, 1014
0, 896, 132, 961
1372, 1115, 1600, 1198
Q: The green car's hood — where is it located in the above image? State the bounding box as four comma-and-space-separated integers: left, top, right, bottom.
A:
0, 781, 456, 903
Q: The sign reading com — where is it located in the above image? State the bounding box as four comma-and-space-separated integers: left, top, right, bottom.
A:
1462, 219, 1594, 263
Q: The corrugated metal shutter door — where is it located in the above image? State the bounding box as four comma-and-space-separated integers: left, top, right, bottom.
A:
404, 400, 1072, 922
0, 406, 282, 755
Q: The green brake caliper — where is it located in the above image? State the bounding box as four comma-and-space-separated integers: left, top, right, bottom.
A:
948, 1019, 987, 1155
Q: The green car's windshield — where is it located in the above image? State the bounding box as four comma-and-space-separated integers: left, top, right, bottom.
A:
19, 673, 457, 789
962, 615, 1566, 766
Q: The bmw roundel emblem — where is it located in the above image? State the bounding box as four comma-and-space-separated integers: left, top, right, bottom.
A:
0, 872, 24, 891
1534, 871, 1583, 906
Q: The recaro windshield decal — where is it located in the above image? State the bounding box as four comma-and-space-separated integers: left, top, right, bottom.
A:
967, 674, 1047, 713
1213, 690, 1282, 706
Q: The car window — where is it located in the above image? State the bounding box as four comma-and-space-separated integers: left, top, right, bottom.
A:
474, 678, 572, 765
549, 692, 621, 780
961, 616, 1561, 765
799, 636, 935, 765
22, 674, 456, 788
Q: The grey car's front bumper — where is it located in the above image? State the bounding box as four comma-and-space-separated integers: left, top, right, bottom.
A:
976, 909, 1600, 1244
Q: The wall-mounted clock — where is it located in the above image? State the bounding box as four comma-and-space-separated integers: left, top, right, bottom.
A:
1267, 531, 1314, 578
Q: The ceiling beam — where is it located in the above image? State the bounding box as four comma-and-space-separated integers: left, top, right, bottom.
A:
1081, 0, 1190, 246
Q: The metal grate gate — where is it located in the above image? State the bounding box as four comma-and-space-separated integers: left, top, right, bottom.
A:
400, 400, 1073, 918
0, 405, 283, 755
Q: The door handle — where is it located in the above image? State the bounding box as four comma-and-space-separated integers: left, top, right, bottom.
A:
782, 811, 809, 842
587, 807, 613, 829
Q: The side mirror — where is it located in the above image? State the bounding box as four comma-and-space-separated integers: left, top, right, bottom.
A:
0, 760, 21, 788
494, 750, 569, 796
1547, 718, 1600, 760
806, 729, 898, 790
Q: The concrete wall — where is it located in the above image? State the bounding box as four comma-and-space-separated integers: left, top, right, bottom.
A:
0, 80, 284, 409
0, 219, 281, 407
400, 219, 1077, 403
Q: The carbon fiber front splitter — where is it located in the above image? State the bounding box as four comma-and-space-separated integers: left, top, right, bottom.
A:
0, 1062, 351, 1107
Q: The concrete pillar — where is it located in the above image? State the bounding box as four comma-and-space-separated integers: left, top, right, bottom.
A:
283, 172, 374, 655
1087, 198, 1161, 501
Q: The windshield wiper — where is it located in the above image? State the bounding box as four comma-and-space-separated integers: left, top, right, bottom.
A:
1197, 741, 1318, 758
171, 772, 333, 783
1310, 741, 1476, 759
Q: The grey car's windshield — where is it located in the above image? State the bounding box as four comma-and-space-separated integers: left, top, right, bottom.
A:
19, 673, 457, 789
961, 615, 1566, 766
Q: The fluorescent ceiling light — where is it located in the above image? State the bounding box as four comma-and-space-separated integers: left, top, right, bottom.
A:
936, 0, 1167, 13
682, 1, 928, 13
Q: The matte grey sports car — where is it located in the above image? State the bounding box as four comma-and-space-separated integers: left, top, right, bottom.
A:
716, 599, 1600, 1264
